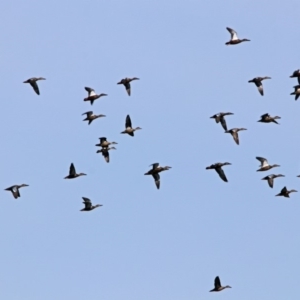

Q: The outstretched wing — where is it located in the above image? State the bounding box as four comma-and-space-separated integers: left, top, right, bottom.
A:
152, 173, 160, 189
30, 81, 40, 95
256, 157, 268, 167
69, 163, 76, 176
85, 87, 96, 97
226, 27, 238, 40
150, 163, 159, 169
215, 167, 228, 182
219, 116, 227, 131
125, 115, 132, 128
82, 197, 92, 209
214, 276, 221, 289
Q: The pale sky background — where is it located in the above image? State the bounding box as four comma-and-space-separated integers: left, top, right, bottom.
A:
1, 1, 300, 299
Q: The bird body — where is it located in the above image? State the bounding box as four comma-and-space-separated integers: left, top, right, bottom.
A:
84, 87, 107, 105
206, 162, 231, 182
82, 111, 106, 125
210, 276, 231, 292
64, 163, 86, 179
256, 157, 280, 171
261, 174, 284, 188
144, 163, 171, 189
258, 113, 280, 124
5, 184, 29, 199
23, 77, 46, 95
117, 77, 139, 96
290, 85, 300, 100
276, 186, 297, 198
96, 137, 118, 148
225, 27, 250, 45
80, 197, 102, 211
96, 147, 116, 163
210, 112, 233, 131
121, 115, 141, 136
225, 128, 247, 145
290, 69, 300, 84
248, 77, 271, 96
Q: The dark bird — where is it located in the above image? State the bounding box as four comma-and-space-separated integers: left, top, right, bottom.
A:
210, 112, 234, 131
144, 163, 171, 189
290, 85, 300, 100
290, 69, 300, 84
117, 77, 139, 96
5, 184, 29, 199
64, 163, 86, 179
225, 128, 247, 145
82, 111, 106, 125
225, 27, 250, 45
84, 87, 107, 105
121, 115, 142, 136
80, 197, 102, 211
206, 162, 231, 182
23, 77, 46, 95
210, 276, 232, 292
96, 147, 116, 163
276, 186, 297, 198
248, 77, 271, 96
96, 137, 118, 148
256, 157, 280, 172
261, 174, 285, 188
258, 113, 280, 124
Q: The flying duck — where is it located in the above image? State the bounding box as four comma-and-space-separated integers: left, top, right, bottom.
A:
80, 197, 102, 211
210, 276, 231, 292
96, 137, 118, 148
5, 184, 29, 199
276, 186, 297, 198
290, 85, 300, 100
206, 162, 231, 182
258, 113, 280, 124
96, 147, 116, 163
64, 163, 86, 179
248, 77, 271, 96
82, 111, 106, 125
121, 115, 142, 136
210, 112, 234, 131
225, 27, 250, 45
256, 157, 280, 172
144, 163, 171, 189
23, 77, 46, 95
117, 77, 139, 96
290, 70, 300, 84
84, 87, 107, 105
225, 128, 247, 145
261, 174, 285, 188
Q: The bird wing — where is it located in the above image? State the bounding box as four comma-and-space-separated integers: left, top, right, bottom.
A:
103, 149, 110, 163
256, 83, 264, 96
82, 197, 92, 209
268, 177, 274, 188
125, 82, 131, 95
256, 157, 268, 167
232, 131, 239, 145
151, 163, 159, 169
125, 115, 132, 128
152, 173, 160, 189
226, 27, 238, 40
260, 113, 269, 118
214, 276, 221, 289
12, 186, 20, 199
85, 87, 96, 96
30, 81, 40, 95
69, 163, 76, 176
215, 167, 228, 182
281, 186, 287, 193
219, 116, 227, 131
82, 111, 93, 116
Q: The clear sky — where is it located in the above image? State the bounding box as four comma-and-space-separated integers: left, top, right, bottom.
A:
1, 0, 300, 299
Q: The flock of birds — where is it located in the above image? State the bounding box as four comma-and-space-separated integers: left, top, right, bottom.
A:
5, 73, 172, 211
4, 26, 300, 292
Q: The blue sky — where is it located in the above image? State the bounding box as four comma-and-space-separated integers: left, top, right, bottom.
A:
1, 0, 300, 299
